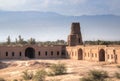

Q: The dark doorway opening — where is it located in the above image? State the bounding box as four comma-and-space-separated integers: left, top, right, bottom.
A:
99, 49, 105, 61
78, 49, 83, 60
61, 50, 66, 58
25, 47, 35, 58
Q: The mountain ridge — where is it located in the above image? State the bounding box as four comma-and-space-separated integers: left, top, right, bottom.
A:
0, 11, 120, 42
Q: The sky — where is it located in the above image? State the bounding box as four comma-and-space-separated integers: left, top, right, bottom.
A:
0, 0, 120, 16
0, 0, 120, 42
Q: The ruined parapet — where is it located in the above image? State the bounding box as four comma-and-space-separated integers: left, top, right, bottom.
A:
71, 22, 80, 34
68, 22, 83, 46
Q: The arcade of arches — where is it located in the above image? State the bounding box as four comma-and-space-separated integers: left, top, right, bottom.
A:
66, 46, 119, 63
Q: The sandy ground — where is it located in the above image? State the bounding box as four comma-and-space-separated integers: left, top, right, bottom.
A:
0, 59, 120, 81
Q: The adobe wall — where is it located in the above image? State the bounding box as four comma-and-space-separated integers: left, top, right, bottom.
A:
0, 45, 65, 60
66, 45, 120, 63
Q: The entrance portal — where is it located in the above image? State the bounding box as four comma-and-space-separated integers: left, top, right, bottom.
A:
25, 47, 35, 58
78, 49, 83, 60
99, 49, 105, 61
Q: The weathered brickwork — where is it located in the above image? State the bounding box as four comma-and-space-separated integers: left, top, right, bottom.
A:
66, 45, 120, 63
0, 45, 65, 59
68, 23, 83, 46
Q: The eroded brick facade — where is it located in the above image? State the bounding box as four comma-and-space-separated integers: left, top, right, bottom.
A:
0, 45, 65, 59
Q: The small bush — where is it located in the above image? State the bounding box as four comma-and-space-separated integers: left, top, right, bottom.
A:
13, 79, 18, 81
19, 79, 23, 81
117, 65, 120, 68
21, 70, 33, 80
89, 70, 108, 80
50, 79, 61, 81
33, 69, 47, 81
47, 71, 54, 76
49, 62, 66, 76
80, 70, 108, 81
80, 77, 92, 81
115, 72, 120, 79
0, 78, 5, 81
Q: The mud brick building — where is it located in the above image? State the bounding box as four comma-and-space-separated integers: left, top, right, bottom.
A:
0, 22, 120, 63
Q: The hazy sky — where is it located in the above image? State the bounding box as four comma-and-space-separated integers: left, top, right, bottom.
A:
0, 0, 120, 16
0, 0, 120, 42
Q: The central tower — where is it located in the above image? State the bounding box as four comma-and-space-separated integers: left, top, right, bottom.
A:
68, 22, 83, 46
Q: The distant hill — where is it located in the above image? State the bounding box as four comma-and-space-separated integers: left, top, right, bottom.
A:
0, 11, 120, 41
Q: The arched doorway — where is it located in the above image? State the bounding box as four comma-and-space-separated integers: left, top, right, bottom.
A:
25, 47, 35, 58
99, 49, 105, 61
78, 49, 83, 60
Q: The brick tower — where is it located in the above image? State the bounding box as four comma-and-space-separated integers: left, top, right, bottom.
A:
68, 22, 83, 46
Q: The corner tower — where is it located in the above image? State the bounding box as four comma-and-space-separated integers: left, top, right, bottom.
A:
68, 22, 83, 46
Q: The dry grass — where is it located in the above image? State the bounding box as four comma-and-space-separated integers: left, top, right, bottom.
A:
0, 59, 119, 81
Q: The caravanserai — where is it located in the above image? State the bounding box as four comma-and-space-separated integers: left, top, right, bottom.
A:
0, 23, 120, 63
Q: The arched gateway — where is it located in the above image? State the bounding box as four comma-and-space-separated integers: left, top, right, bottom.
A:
99, 49, 105, 61
25, 47, 35, 58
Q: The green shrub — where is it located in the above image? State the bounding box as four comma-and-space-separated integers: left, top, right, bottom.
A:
49, 62, 66, 75
0, 78, 5, 81
80, 70, 108, 81
21, 70, 33, 80
89, 70, 108, 80
33, 69, 47, 81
